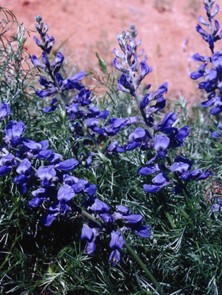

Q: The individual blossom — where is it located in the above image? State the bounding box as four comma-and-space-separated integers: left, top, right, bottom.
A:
13, 158, 34, 193
42, 97, 58, 113
0, 102, 10, 120
29, 187, 46, 208
211, 197, 222, 212
55, 158, 79, 172
41, 202, 71, 227
37, 166, 57, 187
81, 224, 100, 255
4, 120, 26, 146
143, 172, 169, 193
0, 151, 16, 176
109, 231, 124, 266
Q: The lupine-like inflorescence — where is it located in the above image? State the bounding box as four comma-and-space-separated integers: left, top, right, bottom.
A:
190, 0, 222, 213
0, 18, 152, 267
112, 25, 211, 195
190, 0, 222, 137
31, 16, 140, 162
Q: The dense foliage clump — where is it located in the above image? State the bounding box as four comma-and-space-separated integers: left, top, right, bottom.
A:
0, 1, 222, 294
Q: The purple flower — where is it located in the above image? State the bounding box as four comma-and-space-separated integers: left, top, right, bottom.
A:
13, 174, 28, 194
137, 60, 152, 85
100, 213, 113, 223
116, 205, 130, 215
211, 198, 222, 212
127, 127, 152, 151
0, 102, 10, 120
153, 134, 170, 158
0, 166, 11, 176
57, 184, 75, 202
174, 127, 190, 146
189, 169, 212, 180
109, 250, 121, 267
109, 231, 124, 250
138, 164, 159, 176
42, 98, 58, 113
22, 139, 51, 159
211, 123, 222, 138
16, 158, 32, 175
170, 156, 193, 174
190, 63, 207, 80
84, 241, 96, 255
30, 55, 45, 68
81, 224, 94, 241
4, 121, 26, 145
124, 214, 143, 225
109, 231, 124, 266
81, 226, 99, 255
42, 213, 58, 227
37, 166, 56, 186
191, 1, 222, 119
48, 153, 62, 164
0, 153, 16, 167
135, 225, 151, 238
143, 184, 163, 193
22, 139, 43, 151
55, 158, 79, 171
51, 52, 64, 73
114, 26, 152, 98
84, 184, 96, 196
156, 112, 177, 134
29, 187, 46, 208
152, 172, 168, 185
41, 202, 70, 226
89, 198, 110, 213
117, 73, 134, 95
85, 118, 100, 128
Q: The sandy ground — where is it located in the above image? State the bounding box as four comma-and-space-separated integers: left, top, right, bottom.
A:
1, 0, 221, 101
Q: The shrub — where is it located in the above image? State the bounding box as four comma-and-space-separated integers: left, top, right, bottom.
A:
0, 1, 222, 294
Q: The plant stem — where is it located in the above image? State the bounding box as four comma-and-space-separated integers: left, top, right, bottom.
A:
125, 241, 165, 295
81, 208, 102, 228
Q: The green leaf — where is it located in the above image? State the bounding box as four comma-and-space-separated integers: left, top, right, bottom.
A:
96, 52, 107, 74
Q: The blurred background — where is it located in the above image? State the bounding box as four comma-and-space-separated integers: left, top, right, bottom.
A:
1, 0, 220, 100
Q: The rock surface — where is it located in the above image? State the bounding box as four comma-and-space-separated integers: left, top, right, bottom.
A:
1, 0, 221, 101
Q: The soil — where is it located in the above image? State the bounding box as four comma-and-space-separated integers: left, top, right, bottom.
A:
1, 0, 221, 102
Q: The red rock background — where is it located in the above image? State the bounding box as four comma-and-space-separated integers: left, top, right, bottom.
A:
1, 0, 222, 101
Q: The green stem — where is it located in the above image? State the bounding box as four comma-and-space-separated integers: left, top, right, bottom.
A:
125, 241, 165, 295
0, 234, 21, 271
81, 208, 102, 228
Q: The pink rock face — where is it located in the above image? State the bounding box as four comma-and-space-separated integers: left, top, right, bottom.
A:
1, 0, 222, 101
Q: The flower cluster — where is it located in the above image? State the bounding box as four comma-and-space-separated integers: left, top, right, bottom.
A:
81, 204, 150, 266
31, 17, 141, 160
190, 0, 222, 127
31, 16, 85, 106
112, 26, 211, 194
0, 100, 150, 266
